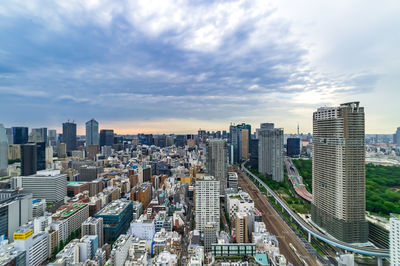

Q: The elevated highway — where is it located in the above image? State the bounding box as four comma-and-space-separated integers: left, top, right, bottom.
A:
240, 162, 389, 263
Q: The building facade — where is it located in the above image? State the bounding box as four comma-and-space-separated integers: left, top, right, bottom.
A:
62, 122, 77, 154
312, 102, 368, 243
195, 176, 220, 233
86, 119, 99, 147
206, 139, 227, 194
258, 124, 284, 182
21, 143, 37, 176
390, 214, 400, 265
0, 124, 8, 176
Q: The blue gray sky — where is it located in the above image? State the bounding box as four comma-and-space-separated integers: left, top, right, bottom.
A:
0, 0, 399, 134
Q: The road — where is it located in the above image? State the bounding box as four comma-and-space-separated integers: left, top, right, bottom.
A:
237, 169, 320, 266
285, 157, 312, 202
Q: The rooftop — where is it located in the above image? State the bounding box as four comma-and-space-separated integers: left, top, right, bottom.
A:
96, 199, 131, 216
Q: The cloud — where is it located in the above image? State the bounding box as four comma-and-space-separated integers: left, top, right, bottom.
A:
0, 0, 397, 133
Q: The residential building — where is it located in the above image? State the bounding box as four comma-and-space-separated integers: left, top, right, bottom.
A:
110, 234, 132, 266
235, 212, 248, 243
312, 102, 368, 243
82, 217, 104, 247
204, 223, 217, 253
57, 143, 67, 158
390, 214, 400, 265
52, 202, 89, 237
195, 176, 220, 232
206, 139, 227, 194
14, 225, 49, 266
227, 172, 238, 190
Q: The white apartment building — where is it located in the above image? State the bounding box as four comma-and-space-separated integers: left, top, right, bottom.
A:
195, 176, 220, 232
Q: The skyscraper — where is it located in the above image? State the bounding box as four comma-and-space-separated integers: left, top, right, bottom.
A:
241, 129, 249, 159
235, 212, 249, 243
258, 124, 284, 182
206, 139, 228, 193
86, 119, 99, 146
100, 129, 114, 147
286, 138, 300, 157
29, 128, 47, 143
195, 176, 220, 232
229, 123, 251, 163
21, 143, 37, 176
0, 124, 8, 176
312, 102, 368, 243
396, 127, 400, 147
12, 127, 28, 144
62, 122, 77, 154
48, 129, 57, 147
390, 214, 400, 265
36, 142, 46, 171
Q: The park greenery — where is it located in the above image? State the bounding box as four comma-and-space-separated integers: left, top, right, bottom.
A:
293, 159, 400, 217
247, 165, 310, 214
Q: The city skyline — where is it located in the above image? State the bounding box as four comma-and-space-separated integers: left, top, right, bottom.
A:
0, 1, 399, 134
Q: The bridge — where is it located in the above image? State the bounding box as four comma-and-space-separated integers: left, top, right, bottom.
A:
240, 162, 389, 265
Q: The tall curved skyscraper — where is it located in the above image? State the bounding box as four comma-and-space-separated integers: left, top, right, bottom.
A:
0, 124, 8, 176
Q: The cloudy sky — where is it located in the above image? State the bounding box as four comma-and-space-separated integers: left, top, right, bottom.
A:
0, 0, 399, 134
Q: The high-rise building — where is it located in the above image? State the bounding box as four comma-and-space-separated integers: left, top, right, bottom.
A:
286, 138, 300, 157
12, 127, 28, 145
229, 125, 239, 163
312, 102, 368, 243
204, 223, 217, 253
396, 127, 400, 147
0, 124, 8, 176
29, 128, 47, 143
21, 143, 37, 176
36, 142, 46, 171
390, 214, 400, 265
235, 212, 249, 243
249, 139, 258, 170
14, 225, 48, 266
0, 193, 32, 241
62, 122, 77, 154
100, 129, 114, 147
206, 139, 227, 193
195, 176, 220, 232
45, 146, 53, 168
86, 119, 99, 147
5, 128, 13, 145
57, 143, 67, 158
258, 124, 284, 182
82, 217, 104, 247
241, 129, 249, 159
48, 129, 57, 147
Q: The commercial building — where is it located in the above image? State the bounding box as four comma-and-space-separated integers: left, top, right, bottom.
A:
229, 123, 251, 163
13, 171, 67, 203
82, 217, 104, 247
235, 212, 248, 243
86, 119, 99, 146
390, 214, 400, 265
36, 142, 46, 171
78, 165, 104, 181
14, 225, 49, 266
0, 241, 27, 265
286, 138, 300, 157
88, 145, 100, 160
0, 193, 32, 240
249, 139, 259, 170
396, 127, 400, 147
94, 199, 133, 243
12, 127, 28, 145
21, 143, 37, 176
62, 122, 77, 154
8, 144, 21, 161
52, 203, 89, 237
258, 124, 284, 182
241, 128, 249, 159
195, 176, 220, 232
29, 128, 47, 143
312, 102, 368, 243
100, 129, 114, 147
57, 143, 67, 158
48, 129, 57, 147
128, 214, 155, 242
204, 223, 217, 253
45, 146, 53, 168
206, 139, 227, 194
0, 124, 8, 176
